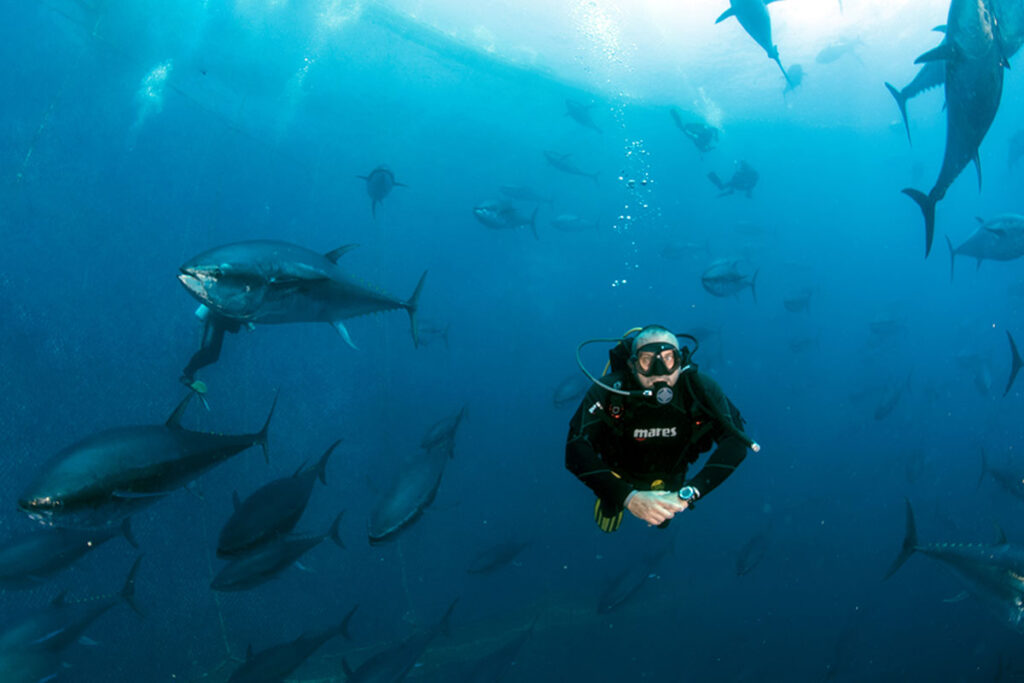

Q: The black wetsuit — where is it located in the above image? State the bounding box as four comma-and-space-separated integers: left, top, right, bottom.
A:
181, 313, 242, 383
565, 370, 748, 512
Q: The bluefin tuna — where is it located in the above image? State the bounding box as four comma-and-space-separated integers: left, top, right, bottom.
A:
19, 393, 275, 529
472, 201, 539, 239
565, 99, 602, 133
217, 440, 340, 557
0, 556, 142, 654
420, 406, 467, 451
179, 241, 426, 349
211, 513, 344, 592
978, 448, 1024, 503
226, 605, 357, 683
715, 0, 792, 84
945, 214, 1024, 281
543, 150, 599, 183
465, 540, 530, 574
341, 600, 457, 683
0, 517, 137, 588
902, 0, 1008, 257
886, 499, 1024, 633
368, 444, 453, 544
357, 166, 406, 218
701, 260, 759, 302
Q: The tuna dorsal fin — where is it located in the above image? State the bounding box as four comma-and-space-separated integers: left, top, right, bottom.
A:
932, 24, 946, 33
166, 393, 195, 429
914, 43, 954, 64
325, 244, 360, 264
232, 490, 241, 511
715, 7, 735, 23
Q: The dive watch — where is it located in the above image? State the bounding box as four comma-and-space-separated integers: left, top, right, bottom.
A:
678, 485, 700, 507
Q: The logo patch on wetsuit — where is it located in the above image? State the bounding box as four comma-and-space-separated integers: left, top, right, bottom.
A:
633, 427, 677, 441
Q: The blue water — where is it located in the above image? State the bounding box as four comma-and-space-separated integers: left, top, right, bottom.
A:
2, 1, 1024, 681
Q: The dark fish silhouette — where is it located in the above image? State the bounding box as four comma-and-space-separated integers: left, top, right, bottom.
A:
543, 150, 599, 183
736, 524, 771, 576
179, 240, 426, 349
1005, 331, 1023, 397
420, 405, 467, 451
783, 287, 813, 313
368, 443, 453, 544
211, 513, 344, 592
357, 166, 406, 218
565, 99, 602, 133
342, 600, 458, 683
701, 260, 758, 302
472, 201, 539, 240
461, 616, 537, 683
978, 448, 1024, 503
597, 543, 671, 614
902, 0, 1008, 257
0, 556, 142, 654
466, 540, 529, 574
886, 499, 1024, 633
19, 393, 275, 529
217, 440, 339, 557
552, 373, 590, 408
0, 517, 136, 588
715, 0, 792, 84
874, 374, 911, 420
227, 605, 357, 682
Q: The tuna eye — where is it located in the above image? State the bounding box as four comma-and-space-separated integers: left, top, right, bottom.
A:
213, 268, 223, 278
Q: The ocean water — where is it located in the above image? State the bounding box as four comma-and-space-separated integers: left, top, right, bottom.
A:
1, 0, 1024, 681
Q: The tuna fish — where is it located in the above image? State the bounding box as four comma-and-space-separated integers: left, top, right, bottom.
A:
465, 540, 530, 574
420, 406, 467, 451
179, 241, 426, 349
472, 201, 539, 239
226, 605, 358, 683
978, 448, 1024, 503
217, 440, 340, 557
885, 26, 948, 144
211, 513, 344, 592
19, 393, 275, 529
552, 373, 590, 409
543, 151, 599, 183
701, 260, 759, 302
0, 518, 137, 588
946, 214, 1024, 281
565, 99, 602, 133
0, 556, 142, 654
715, 0, 792, 84
368, 444, 453, 544
886, 499, 1024, 633
357, 166, 406, 218
597, 542, 672, 614
902, 0, 1008, 257
815, 37, 863, 64
341, 600, 457, 683
736, 523, 771, 576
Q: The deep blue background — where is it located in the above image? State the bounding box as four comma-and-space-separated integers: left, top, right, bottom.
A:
1, 1, 1024, 681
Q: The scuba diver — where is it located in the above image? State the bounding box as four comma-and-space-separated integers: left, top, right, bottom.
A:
565, 325, 759, 532
180, 309, 242, 385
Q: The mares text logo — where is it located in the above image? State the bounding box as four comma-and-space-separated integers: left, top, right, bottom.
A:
633, 427, 677, 440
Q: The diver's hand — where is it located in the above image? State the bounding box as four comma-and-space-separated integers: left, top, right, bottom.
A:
626, 490, 688, 526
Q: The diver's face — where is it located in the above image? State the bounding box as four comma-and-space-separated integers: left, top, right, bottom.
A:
632, 337, 683, 389
635, 366, 682, 389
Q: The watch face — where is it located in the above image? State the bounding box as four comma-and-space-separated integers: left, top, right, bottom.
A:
679, 486, 695, 501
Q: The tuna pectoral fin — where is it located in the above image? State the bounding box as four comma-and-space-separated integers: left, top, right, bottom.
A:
315, 439, 342, 486
885, 82, 911, 144
406, 270, 429, 348
914, 43, 954, 64
1003, 331, 1023, 397
327, 511, 345, 549
325, 244, 360, 264
902, 188, 936, 258
972, 152, 982, 191
714, 7, 735, 23
945, 235, 956, 282
122, 555, 145, 618
165, 392, 195, 429
883, 499, 918, 580
333, 321, 358, 350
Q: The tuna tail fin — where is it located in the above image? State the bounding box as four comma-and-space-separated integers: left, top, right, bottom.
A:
901, 188, 936, 257
406, 270, 428, 348
327, 511, 345, 549
257, 391, 279, 463
338, 603, 359, 641
884, 499, 917, 580
529, 206, 539, 240
945, 235, 956, 283
885, 82, 911, 144
774, 55, 793, 86
316, 439, 341, 485
1004, 331, 1023, 397
121, 517, 139, 550
122, 555, 145, 617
